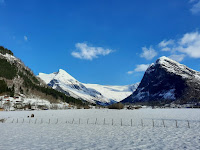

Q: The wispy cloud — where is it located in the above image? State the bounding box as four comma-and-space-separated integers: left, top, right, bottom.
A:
159, 39, 174, 48
24, 36, 28, 41
176, 31, 200, 58
159, 39, 174, 51
190, 0, 200, 14
127, 64, 150, 74
140, 46, 157, 60
168, 54, 185, 62
158, 31, 200, 60
71, 43, 114, 60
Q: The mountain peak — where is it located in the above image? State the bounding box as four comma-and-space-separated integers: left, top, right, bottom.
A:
57, 69, 76, 81
156, 56, 177, 65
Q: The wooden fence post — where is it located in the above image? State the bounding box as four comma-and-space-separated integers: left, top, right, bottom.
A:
162, 120, 165, 127
175, 120, 178, 128
187, 120, 190, 128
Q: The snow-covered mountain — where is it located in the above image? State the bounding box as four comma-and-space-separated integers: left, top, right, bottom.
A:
38, 69, 139, 105
122, 56, 200, 104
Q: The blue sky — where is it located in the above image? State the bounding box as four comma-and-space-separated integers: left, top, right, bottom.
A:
1, 0, 200, 85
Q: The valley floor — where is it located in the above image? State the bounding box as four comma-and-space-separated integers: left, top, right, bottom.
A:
0, 109, 200, 150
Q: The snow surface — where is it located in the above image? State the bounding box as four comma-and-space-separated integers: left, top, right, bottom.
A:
38, 69, 138, 104
0, 109, 200, 150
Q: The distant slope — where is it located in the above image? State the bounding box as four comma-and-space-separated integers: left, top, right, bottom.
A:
84, 83, 139, 102
122, 56, 200, 105
38, 69, 139, 105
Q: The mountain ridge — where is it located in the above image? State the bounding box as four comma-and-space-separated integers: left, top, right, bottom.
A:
38, 69, 139, 105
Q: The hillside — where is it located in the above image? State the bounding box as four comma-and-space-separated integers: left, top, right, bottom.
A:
0, 46, 86, 106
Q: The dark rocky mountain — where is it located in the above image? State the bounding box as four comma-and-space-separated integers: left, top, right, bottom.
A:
122, 56, 200, 105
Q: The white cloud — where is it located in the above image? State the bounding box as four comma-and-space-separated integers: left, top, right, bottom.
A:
140, 46, 157, 60
161, 47, 171, 51
168, 54, 185, 62
127, 71, 134, 74
71, 43, 114, 60
159, 39, 174, 47
176, 31, 200, 58
24, 36, 28, 41
134, 64, 150, 72
190, 0, 200, 14
158, 31, 200, 60
127, 64, 150, 74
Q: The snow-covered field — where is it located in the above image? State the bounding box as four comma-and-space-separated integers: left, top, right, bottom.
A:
0, 109, 200, 150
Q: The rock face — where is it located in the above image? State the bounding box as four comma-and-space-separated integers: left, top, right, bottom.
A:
122, 56, 200, 105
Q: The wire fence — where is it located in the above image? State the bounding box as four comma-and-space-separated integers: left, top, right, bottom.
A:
1, 117, 200, 129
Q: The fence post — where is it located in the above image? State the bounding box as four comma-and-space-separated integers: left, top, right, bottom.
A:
187, 120, 190, 128
49, 119, 50, 124
95, 118, 97, 125
72, 118, 74, 124
162, 120, 165, 127
12, 119, 14, 123
121, 119, 122, 126
131, 119, 132, 127
17, 118, 18, 123
41, 118, 43, 124
87, 118, 89, 124
112, 119, 114, 126
104, 118, 105, 125
79, 118, 80, 124
175, 120, 178, 128
152, 119, 154, 127
22, 118, 24, 123
56, 118, 58, 124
